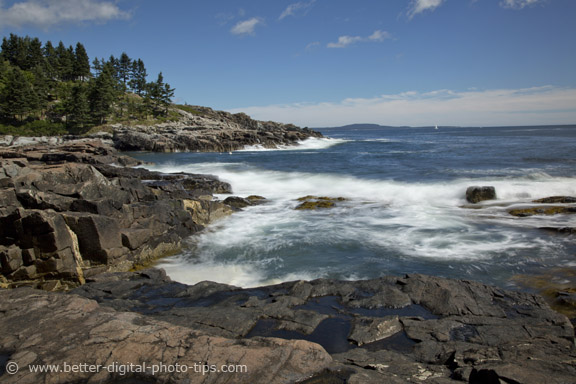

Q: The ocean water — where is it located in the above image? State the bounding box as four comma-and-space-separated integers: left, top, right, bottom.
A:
129, 125, 576, 290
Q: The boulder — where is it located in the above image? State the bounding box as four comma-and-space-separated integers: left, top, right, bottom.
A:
465, 186, 496, 203
223, 196, 253, 209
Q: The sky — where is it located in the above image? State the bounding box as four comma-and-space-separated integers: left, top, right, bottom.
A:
1, 0, 575, 127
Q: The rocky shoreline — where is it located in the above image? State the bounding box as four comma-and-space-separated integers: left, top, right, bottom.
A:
1, 269, 575, 383
1, 106, 324, 153
0, 139, 235, 290
1, 126, 576, 383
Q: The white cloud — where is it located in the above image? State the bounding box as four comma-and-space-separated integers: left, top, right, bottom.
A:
407, 0, 445, 19
327, 30, 392, 48
500, 0, 546, 9
279, 0, 316, 20
228, 87, 576, 128
0, 0, 130, 29
230, 17, 263, 36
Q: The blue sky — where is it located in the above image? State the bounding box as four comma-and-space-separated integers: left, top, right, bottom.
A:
1, 0, 575, 127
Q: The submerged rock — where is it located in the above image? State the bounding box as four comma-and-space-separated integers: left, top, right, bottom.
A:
533, 196, 576, 204
508, 206, 576, 217
465, 186, 496, 204
295, 196, 348, 210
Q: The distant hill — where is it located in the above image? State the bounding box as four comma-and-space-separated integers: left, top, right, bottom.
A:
315, 123, 411, 130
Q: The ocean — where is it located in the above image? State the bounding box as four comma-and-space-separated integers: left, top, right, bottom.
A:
130, 125, 576, 290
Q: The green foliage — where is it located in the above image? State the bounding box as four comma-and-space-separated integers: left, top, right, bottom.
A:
0, 33, 177, 136
0, 120, 66, 136
175, 104, 203, 115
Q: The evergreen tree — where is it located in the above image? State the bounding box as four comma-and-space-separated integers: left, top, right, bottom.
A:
0, 34, 24, 68
0, 67, 38, 121
30, 65, 49, 115
73, 43, 91, 81
118, 52, 131, 89
92, 57, 103, 77
129, 58, 147, 95
66, 84, 90, 132
145, 72, 174, 116
43, 41, 58, 80
88, 62, 117, 124
55, 42, 74, 81
108, 55, 120, 83
26, 37, 44, 70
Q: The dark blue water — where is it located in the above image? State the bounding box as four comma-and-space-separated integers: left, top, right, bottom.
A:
130, 125, 576, 289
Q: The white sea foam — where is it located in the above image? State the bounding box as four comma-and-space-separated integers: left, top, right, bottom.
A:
144, 160, 576, 288
239, 137, 348, 152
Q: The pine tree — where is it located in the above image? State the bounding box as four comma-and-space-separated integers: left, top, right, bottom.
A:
92, 57, 103, 77
73, 43, 91, 81
0, 34, 24, 68
43, 41, 58, 80
118, 52, 131, 89
30, 65, 49, 116
88, 62, 117, 124
0, 67, 38, 121
55, 42, 74, 81
66, 84, 90, 132
145, 72, 174, 116
25, 37, 44, 70
129, 58, 147, 95
108, 55, 120, 83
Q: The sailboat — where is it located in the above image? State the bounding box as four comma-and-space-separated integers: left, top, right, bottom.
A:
434, 124, 439, 130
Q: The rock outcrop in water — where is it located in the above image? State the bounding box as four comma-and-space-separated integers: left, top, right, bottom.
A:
465, 186, 496, 204
0, 140, 234, 290
112, 107, 324, 152
1, 269, 573, 383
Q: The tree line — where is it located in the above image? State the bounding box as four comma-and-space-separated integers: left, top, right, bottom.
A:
0, 34, 175, 134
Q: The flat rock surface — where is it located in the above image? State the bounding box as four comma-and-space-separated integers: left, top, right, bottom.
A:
0, 286, 331, 384
58, 269, 576, 383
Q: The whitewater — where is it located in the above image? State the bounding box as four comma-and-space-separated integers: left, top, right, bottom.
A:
130, 125, 576, 290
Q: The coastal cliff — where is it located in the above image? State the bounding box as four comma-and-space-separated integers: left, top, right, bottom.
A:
1, 106, 324, 153
112, 106, 324, 152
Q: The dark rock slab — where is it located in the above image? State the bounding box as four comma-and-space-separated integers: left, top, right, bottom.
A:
0, 287, 331, 384
68, 270, 576, 384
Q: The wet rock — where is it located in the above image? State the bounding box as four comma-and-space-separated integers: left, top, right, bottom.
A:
66, 270, 576, 384
348, 316, 403, 346
0, 287, 332, 384
295, 196, 348, 210
539, 226, 576, 234
508, 206, 576, 217
533, 196, 576, 204
223, 196, 252, 209
513, 267, 576, 320
465, 186, 496, 204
